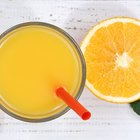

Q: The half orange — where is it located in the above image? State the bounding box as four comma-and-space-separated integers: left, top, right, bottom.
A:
81, 17, 140, 103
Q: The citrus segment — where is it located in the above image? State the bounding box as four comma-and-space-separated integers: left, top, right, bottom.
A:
81, 17, 140, 103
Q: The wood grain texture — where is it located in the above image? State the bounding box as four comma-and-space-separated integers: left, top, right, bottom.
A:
0, 0, 140, 140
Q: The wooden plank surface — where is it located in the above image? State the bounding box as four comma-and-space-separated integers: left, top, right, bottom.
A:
0, 0, 140, 140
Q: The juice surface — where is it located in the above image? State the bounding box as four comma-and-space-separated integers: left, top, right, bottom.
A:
0, 25, 82, 119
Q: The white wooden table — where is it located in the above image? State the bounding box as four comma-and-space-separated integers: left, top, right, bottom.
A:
0, 0, 140, 140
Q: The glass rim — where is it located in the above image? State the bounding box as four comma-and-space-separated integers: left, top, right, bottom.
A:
0, 22, 86, 122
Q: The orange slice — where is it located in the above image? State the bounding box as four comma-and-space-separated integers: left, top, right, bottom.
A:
81, 17, 140, 103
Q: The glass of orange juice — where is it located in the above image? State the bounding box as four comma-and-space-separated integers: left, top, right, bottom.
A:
0, 22, 86, 122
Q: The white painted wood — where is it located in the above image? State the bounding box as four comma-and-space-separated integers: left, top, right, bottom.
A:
0, 0, 140, 140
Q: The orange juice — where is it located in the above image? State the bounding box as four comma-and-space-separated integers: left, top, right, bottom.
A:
0, 23, 85, 121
